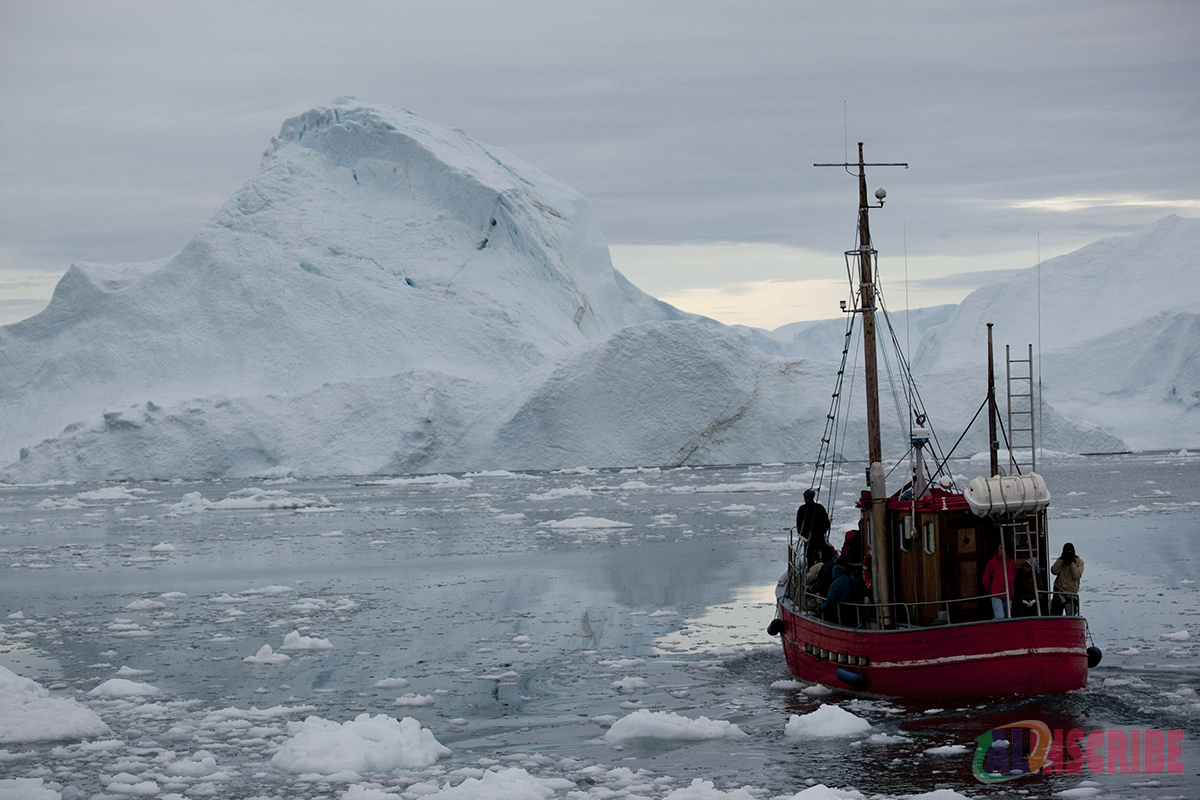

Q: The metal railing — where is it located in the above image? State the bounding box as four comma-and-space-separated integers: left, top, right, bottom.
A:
787, 554, 1082, 629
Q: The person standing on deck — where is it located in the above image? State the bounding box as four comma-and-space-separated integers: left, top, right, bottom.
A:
982, 543, 1017, 619
796, 489, 830, 565
1050, 543, 1085, 616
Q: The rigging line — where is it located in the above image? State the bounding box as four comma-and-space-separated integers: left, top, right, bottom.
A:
1037, 232, 1043, 466
903, 223, 911, 366
882, 314, 952, 477
874, 280, 916, 427
830, 316, 862, 511
812, 292, 857, 496
928, 394, 989, 478
884, 446, 914, 481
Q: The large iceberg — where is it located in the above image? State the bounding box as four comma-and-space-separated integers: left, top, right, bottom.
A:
0, 100, 1134, 480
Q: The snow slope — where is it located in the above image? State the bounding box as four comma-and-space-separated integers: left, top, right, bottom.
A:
914, 216, 1200, 448
916, 215, 1200, 373
0, 100, 1134, 481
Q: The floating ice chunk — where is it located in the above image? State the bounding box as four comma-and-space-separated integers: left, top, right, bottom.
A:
75, 487, 148, 501
600, 658, 646, 670
648, 609, 676, 618
163, 751, 220, 777
662, 779, 757, 800
0, 665, 110, 744
244, 645, 291, 665
0, 777, 63, 799
494, 513, 525, 521
924, 743, 968, 755
343, 785, 403, 800
411, 767, 574, 800
116, 666, 153, 677
373, 678, 410, 689
394, 694, 435, 707
125, 599, 165, 611
271, 713, 450, 774
1053, 788, 1101, 799
512, 635, 531, 644
88, 678, 161, 697
321, 530, 345, 537
240, 585, 294, 595
159, 592, 187, 599
1161, 630, 1190, 641
720, 504, 755, 513
618, 481, 652, 490
604, 710, 747, 743
149, 542, 175, 552
103, 779, 159, 796
555, 466, 598, 475
35, 497, 85, 510
770, 680, 805, 690
867, 732, 912, 744
209, 488, 330, 510
6, 612, 24, 620
208, 593, 247, 604
784, 705, 872, 738
281, 630, 333, 650
527, 485, 593, 501
537, 517, 632, 530
1116, 647, 1141, 655
360, 475, 472, 488
168, 492, 209, 514
611, 676, 648, 693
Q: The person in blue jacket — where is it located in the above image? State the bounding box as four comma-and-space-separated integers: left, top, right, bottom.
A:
820, 559, 864, 625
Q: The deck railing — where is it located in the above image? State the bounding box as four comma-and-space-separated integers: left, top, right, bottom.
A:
785, 534, 1081, 629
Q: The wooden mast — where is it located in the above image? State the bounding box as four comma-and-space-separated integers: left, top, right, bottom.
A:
854, 143, 893, 625
814, 144, 906, 628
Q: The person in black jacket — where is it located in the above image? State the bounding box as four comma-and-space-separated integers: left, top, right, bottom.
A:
796, 489, 830, 565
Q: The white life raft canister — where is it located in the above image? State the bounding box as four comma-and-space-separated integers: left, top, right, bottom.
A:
964, 473, 1051, 517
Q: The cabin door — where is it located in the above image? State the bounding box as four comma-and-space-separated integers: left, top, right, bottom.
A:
947, 523, 982, 623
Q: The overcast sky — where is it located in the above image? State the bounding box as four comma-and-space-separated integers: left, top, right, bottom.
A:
2, 1, 1197, 328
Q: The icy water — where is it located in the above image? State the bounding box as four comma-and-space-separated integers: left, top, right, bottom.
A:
1, 453, 1198, 799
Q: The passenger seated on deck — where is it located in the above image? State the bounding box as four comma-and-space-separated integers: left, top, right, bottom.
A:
1013, 560, 1039, 617
819, 558, 864, 625
805, 544, 837, 607
1050, 543, 1084, 616
982, 544, 1017, 619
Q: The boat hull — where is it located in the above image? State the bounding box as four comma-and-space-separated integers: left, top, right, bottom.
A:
777, 599, 1088, 698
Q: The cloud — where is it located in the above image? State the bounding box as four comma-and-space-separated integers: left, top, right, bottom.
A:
1007, 195, 1200, 213
1, 1, 1196, 314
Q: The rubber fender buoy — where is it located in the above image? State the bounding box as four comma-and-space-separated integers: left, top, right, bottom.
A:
767, 619, 784, 637
1087, 646, 1102, 668
836, 668, 866, 688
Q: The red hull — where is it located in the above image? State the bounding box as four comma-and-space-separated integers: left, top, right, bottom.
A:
777, 599, 1088, 698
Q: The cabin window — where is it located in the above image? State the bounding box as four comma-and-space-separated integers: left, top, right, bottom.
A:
898, 516, 912, 552
923, 521, 936, 554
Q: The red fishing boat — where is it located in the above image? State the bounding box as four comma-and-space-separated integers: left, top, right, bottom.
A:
769, 144, 1100, 698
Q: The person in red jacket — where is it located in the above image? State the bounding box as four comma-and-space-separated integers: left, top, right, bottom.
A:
982, 543, 1017, 619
